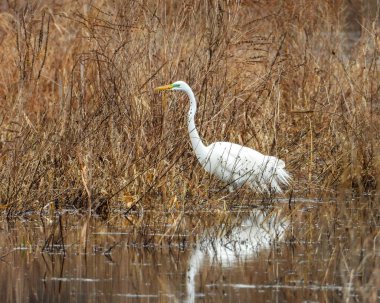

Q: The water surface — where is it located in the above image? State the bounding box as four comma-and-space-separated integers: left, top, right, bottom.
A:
0, 197, 379, 302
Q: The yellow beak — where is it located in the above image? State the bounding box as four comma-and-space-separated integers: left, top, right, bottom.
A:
154, 84, 173, 91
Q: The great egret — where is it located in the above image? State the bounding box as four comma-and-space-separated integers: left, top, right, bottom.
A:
155, 81, 291, 193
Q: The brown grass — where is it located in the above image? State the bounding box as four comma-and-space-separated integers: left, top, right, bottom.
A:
0, 0, 379, 216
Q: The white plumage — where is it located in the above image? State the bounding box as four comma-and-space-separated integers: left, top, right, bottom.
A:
155, 81, 291, 193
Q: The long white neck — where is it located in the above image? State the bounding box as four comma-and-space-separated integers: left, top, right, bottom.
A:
185, 88, 207, 159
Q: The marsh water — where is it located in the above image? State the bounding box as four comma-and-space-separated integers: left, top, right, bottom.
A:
0, 196, 379, 303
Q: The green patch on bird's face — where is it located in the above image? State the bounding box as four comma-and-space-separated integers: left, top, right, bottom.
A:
172, 83, 180, 88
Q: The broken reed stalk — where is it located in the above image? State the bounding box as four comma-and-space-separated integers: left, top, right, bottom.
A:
308, 116, 313, 192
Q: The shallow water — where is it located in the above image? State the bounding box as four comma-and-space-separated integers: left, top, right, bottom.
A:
0, 196, 379, 303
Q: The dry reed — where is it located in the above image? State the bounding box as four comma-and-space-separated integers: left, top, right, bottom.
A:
0, 0, 378, 216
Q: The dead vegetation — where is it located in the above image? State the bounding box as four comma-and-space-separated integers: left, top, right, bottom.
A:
0, 0, 378, 217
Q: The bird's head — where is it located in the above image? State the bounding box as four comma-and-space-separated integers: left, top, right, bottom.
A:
155, 81, 190, 92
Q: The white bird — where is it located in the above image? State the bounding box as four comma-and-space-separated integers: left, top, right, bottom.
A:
155, 81, 291, 193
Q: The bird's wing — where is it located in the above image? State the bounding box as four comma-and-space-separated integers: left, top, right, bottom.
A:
207, 142, 288, 191
207, 142, 266, 176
